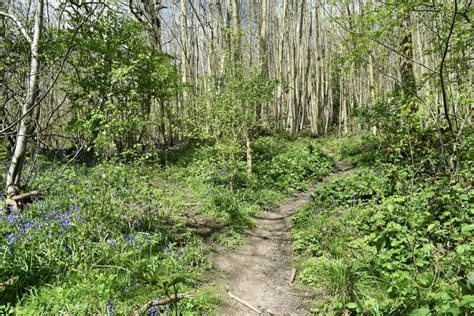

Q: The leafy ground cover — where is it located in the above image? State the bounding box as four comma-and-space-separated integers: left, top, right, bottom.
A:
0, 134, 333, 314
292, 133, 473, 315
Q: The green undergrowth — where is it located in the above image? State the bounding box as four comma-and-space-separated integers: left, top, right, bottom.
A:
0, 134, 333, 314
292, 133, 473, 315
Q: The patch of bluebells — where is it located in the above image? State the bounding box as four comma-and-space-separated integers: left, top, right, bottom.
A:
1, 203, 82, 255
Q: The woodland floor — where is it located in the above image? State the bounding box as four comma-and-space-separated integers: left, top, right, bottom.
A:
210, 156, 355, 315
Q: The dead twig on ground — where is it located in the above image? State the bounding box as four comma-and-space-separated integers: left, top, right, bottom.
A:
228, 292, 263, 314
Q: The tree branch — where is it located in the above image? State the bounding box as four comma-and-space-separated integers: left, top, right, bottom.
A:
439, 0, 457, 138
0, 11, 32, 44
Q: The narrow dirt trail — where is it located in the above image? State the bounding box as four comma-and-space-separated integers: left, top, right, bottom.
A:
212, 159, 355, 315
213, 192, 311, 315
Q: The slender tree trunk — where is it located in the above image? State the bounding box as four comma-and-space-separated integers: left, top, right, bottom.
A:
256, 0, 268, 121
245, 131, 252, 176
400, 12, 417, 107
230, 0, 241, 65
6, 0, 44, 196
179, 0, 188, 133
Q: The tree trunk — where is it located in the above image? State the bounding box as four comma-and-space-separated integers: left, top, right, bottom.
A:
245, 131, 252, 176
257, 0, 268, 121
230, 0, 241, 65
6, 0, 44, 197
400, 12, 417, 107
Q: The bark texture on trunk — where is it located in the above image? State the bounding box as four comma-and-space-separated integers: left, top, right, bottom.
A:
6, 0, 44, 197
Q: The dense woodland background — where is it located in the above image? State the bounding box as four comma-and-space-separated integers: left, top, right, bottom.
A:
0, 0, 472, 315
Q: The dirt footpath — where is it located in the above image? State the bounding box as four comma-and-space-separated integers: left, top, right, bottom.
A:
213, 191, 313, 315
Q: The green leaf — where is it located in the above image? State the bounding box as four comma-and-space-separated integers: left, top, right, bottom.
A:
346, 302, 358, 309
445, 306, 460, 316
461, 224, 474, 234
467, 272, 474, 290
459, 295, 474, 307
409, 307, 430, 316
375, 236, 387, 251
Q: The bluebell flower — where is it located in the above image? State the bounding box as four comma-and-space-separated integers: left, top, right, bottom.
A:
22, 221, 33, 231
63, 243, 70, 252
7, 214, 16, 224
52, 211, 62, 221
62, 218, 72, 227
135, 279, 140, 288
108, 239, 116, 246
6, 233, 15, 244
124, 235, 136, 246
148, 305, 158, 316
107, 300, 114, 316
69, 204, 79, 212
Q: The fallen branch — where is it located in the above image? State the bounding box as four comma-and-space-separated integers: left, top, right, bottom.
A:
228, 292, 262, 314
10, 190, 41, 201
133, 293, 191, 315
289, 268, 297, 285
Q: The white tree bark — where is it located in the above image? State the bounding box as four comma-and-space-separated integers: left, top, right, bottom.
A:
6, 0, 44, 196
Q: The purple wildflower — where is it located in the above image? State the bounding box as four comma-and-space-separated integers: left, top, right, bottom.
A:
124, 235, 136, 246
107, 300, 114, 315
63, 243, 70, 252
148, 306, 158, 316
22, 221, 33, 231
62, 217, 72, 227
108, 239, 116, 246
7, 214, 16, 224
6, 233, 15, 244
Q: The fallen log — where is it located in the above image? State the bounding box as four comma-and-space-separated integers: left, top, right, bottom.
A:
228, 292, 262, 314
132, 293, 191, 315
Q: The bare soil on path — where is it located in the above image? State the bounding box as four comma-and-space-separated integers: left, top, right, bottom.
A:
213, 191, 312, 315
212, 159, 354, 315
